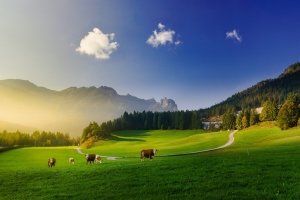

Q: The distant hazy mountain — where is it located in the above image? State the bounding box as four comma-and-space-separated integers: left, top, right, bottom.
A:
0, 79, 178, 136
0, 120, 38, 134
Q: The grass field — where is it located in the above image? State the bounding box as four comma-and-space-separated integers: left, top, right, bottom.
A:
85, 129, 230, 157
1, 126, 300, 199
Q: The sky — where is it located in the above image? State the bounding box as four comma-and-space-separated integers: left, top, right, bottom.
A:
1, 0, 300, 111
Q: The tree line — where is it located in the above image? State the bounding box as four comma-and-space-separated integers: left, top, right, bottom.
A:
0, 130, 81, 148
222, 92, 300, 130
80, 110, 203, 144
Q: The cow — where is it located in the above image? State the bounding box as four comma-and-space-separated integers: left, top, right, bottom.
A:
48, 158, 56, 167
85, 154, 96, 165
141, 149, 157, 161
95, 155, 102, 164
69, 157, 75, 164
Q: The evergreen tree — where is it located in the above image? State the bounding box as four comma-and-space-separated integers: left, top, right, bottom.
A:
157, 113, 162, 129
236, 113, 243, 130
250, 109, 259, 126
243, 107, 251, 128
222, 112, 236, 130
242, 116, 248, 129
152, 112, 157, 129
179, 111, 184, 130
174, 111, 180, 129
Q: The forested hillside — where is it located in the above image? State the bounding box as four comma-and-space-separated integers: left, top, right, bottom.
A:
199, 62, 300, 118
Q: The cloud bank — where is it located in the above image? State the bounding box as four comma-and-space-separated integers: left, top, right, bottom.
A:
226, 29, 242, 42
147, 23, 181, 47
76, 28, 119, 60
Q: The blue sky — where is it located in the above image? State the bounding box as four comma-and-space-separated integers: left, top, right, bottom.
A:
1, 0, 300, 110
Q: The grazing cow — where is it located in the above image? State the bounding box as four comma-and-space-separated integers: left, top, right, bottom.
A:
48, 158, 56, 167
141, 149, 157, 161
69, 158, 75, 164
85, 154, 96, 165
95, 155, 102, 164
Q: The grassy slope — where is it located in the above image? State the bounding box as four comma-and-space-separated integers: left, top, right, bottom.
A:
228, 122, 300, 151
1, 127, 300, 199
84, 129, 230, 157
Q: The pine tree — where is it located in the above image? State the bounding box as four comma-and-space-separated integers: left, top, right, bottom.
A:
222, 112, 236, 130
242, 116, 248, 129
236, 113, 243, 130
250, 109, 259, 126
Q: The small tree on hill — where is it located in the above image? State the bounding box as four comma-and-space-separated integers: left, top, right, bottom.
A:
277, 92, 300, 130
259, 101, 278, 121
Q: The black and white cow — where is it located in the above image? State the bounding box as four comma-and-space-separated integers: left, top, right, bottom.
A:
48, 158, 56, 167
85, 154, 96, 165
141, 149, 157, 161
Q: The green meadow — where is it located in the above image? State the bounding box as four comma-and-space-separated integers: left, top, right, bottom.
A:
1, 126, 300, 199
85, 129, 230, 157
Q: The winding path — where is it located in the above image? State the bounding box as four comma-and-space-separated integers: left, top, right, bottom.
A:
76, 130, 238, 160
75, 148, 120, 160
158, 130, 237, 157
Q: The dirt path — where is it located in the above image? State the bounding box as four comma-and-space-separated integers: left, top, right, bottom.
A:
75, 130, 238, 159
158, 130, 237, 157
75, 148, 84, 154
75, 148, 119, 160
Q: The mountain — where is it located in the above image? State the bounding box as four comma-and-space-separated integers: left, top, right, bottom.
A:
0, 120, 38, 133
0, 79, 178, 136
199, 62, 300, 117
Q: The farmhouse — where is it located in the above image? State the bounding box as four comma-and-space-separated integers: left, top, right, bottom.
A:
202, 121, 222, 130
236, 107, 263, 116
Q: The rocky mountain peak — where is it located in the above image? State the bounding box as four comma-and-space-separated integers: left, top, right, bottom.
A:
158, 97, 178, 111
278, 62, 300, 78
98, 86, 117, 95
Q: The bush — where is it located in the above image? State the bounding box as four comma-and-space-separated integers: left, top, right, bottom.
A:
81, 136, 97, 149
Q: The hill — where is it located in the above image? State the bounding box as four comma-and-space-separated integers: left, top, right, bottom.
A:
199, 62, 300, 117
0, 79, 178, 136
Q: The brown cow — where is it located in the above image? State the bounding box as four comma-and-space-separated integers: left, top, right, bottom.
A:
95, 155, 102, 164
85, 154, 96, 165
141, 149, 157, 161
69, 157, 75, 164
48, 158, 56, 167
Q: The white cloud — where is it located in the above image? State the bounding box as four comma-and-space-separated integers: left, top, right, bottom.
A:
76, 28, 119, 60
158, 23, 165, 30
226, 29, 242, 42
175, 41, 181, 45
147, 23, 181, 48
175, 34, 182, 46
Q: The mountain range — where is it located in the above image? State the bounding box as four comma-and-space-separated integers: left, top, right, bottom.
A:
0, 79, 177, 136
